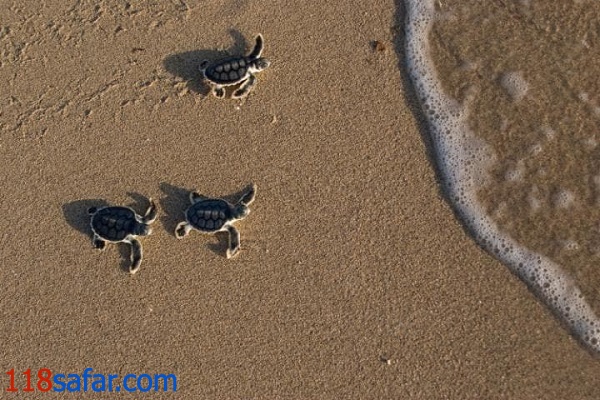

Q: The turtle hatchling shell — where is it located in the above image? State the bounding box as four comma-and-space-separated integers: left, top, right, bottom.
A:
186, 199, 232, 232
91, 206, 137, 242
205, 57, 249, 84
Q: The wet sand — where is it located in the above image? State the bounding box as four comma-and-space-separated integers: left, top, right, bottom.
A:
430, 0, 600, 327
0, 1, 599, 398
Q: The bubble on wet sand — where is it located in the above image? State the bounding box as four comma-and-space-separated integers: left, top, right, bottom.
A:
559, 239, 580, 252
504, 161, 525, 182
405, 0, 600, 354
500, 71, 529, 102
552, 188, 576, 209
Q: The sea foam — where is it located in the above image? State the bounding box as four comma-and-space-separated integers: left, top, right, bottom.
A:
404, 0, 600, 353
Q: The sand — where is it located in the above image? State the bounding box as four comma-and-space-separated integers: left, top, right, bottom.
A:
0, 0, 599, 398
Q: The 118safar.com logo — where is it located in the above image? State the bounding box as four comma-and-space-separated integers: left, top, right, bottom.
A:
6, 368, 177, 393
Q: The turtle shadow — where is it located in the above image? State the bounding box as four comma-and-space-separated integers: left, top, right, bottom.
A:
125, 192, 153, 214
162, 29, 250, 96
116, 245, 134, 274
159, 182, 189, 237
206, 232, 229, 256
125, 191, 157, 231
62, 198, 110, 239
212, 184, 254, 204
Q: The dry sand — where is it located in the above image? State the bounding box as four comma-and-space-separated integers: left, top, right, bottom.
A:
0, 0, 599, 398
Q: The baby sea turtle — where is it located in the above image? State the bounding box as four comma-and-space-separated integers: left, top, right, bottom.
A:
88, 199, 157, 274
200, 34, 270, 99
175, 184, 256, 258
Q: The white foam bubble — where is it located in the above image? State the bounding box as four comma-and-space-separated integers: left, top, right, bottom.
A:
504, 161, 525, 182
405, 0, 600, 354
500, 71, 529, 101
560, 239, 580, 252
552, 188, 576, 209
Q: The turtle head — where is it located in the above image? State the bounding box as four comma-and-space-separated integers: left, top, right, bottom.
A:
232, 204, 250, 220
199, 59, 210, 73
252, 57, 270, 72
135, 223, 152, 237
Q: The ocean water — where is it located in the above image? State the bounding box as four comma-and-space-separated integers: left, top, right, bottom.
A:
405, 0, 600, 353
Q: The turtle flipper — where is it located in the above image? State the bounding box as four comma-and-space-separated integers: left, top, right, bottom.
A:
175, 221, 192, 238
92, 234, 106, 250
129, 238, 143, 274
143, 199, 158, 224
226, 225, 241, 259
199, 60, 209, 74
213, 86, 226, 98
232, 75, 256, 99
248, 34, 264, 59
239, 184, 257, 206
190, 191, 206, 204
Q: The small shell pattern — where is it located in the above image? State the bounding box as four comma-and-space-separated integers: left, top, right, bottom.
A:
92, 207, 136, 241
186, 199, 232, 232
205, 58, 249, 84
